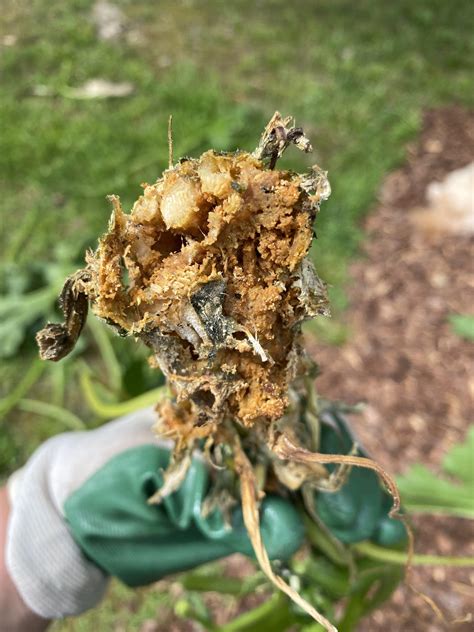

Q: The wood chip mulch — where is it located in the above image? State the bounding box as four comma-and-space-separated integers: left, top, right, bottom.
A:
312, 105, 474, 631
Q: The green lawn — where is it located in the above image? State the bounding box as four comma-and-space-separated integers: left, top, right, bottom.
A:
2, 0, 472, 282
0, 0, 472, 628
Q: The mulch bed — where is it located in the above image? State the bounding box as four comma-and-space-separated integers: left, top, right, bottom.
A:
313, 105, 474, 631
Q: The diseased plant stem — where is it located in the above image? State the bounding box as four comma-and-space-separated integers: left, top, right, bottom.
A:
79, 368, 168, 419
87, 317, 122, 392
353, 541, 474, 568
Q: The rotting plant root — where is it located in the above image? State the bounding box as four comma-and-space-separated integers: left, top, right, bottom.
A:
37, 113, 403, 631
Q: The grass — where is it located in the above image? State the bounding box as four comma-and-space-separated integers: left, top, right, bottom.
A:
0, 0, 473, 629
50, 580, 171, 632
1, 0, 472, 281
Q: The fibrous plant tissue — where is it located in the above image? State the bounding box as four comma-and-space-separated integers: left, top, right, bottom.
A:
37, 113, 400, 631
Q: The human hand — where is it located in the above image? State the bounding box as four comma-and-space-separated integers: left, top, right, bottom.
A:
4, 408, 304, 621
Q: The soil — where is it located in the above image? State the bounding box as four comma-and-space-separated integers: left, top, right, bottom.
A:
313, 105, 474, 631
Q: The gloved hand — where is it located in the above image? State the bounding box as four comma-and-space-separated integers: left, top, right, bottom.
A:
315, 403, 406, 546
5, 408, 303, 620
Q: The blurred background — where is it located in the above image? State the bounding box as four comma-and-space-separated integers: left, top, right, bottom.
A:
0, 1, 472, 630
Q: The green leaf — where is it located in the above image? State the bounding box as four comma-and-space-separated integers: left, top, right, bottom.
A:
397, 427, 474, 519
302, 557, 350, 599
87, 317, 122, 393
0, 359, 45, 418
449, 314, 474, 341
16, 398, 86, 431
79, 367, 169, 419
0, 260, 77, 359
304, 515, 353, 567
443, 426, 474, 485
338, 565, 403, 631
353, 541, 474, 567
219, 592, 295, 632
174, 592, 216, 630
0, 287, 56, 358
181, 568, 265, 596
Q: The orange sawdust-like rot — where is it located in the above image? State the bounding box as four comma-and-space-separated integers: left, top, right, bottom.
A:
38, 113, 331, 449
37, 113, 405, 632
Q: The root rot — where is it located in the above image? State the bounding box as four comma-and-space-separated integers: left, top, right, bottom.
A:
36, 113, 409, 631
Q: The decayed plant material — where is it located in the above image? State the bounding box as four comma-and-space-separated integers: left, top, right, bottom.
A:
37, 113, 402, 631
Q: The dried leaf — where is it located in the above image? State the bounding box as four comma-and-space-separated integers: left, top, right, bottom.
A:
36, 271, 90, 361
270, 432, 401, 517
234, 436, 338, 632
147, 451, 192, 505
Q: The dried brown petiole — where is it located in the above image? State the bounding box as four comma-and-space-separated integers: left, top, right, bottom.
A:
233, 433, 338, 632
36, 270, 91, 361
269, 431, 401, 517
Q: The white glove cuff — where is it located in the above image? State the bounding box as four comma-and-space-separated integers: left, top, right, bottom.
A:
6, 407, 162, 619
6, 436, 109, 619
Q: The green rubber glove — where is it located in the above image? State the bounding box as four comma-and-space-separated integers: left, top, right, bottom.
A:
315, 403, 406, 546
6, 410, 305, 619
64, 445, 304, 587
